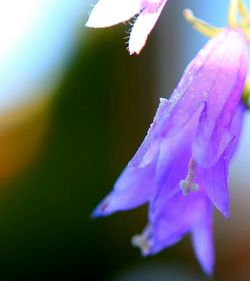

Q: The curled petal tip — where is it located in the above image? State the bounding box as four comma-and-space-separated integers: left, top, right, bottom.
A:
91, 197, 111, 218
220, 199, 230, 219
203, 265, 214, 278
223, 207, 230, 220
90, 207, 102, 218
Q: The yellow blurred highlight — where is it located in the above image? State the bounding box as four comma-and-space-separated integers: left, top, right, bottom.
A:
0, 96, 50, 184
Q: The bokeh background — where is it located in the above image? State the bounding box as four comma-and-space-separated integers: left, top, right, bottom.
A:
1, 0, 250, 280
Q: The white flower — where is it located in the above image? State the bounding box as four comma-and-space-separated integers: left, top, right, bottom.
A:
86, 0, 168, 54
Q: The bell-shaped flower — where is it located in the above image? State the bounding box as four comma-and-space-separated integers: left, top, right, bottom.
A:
93, 28, 247, 218
92, 28, 248, 274
85, 0, 168, 54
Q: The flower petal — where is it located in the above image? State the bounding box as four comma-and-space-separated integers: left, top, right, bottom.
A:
131, 29, 247, 169
129, 98, 169, 169
146, 192, 208, 255
86, 0, 141, 28
201, 150, 230, 218
128, 0, 168, 54
193, 29, 248, 166
92, 159, 157, 217
150, 30, 232, 138
152, 101, 205, 206
227, 101, 245, 156
201, 103, 245, 218
191, 201, 214, 276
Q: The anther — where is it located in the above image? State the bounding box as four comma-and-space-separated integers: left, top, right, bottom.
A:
179, 158, 199, 196
183, 9, 221, 38
131, 234, 150, 255
131, 225, 152, 255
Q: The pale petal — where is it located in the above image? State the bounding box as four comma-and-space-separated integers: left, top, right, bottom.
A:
129, 0, 167, 54
86, 0, 142, 28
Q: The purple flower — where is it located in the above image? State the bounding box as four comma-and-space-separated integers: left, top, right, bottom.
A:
93, 28, 248, 274
132, 102, 245, 275
85, 0, 168, 54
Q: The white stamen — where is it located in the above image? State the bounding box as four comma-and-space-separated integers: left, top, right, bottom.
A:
179, 158, 199, 195
131, 234, 150, 255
